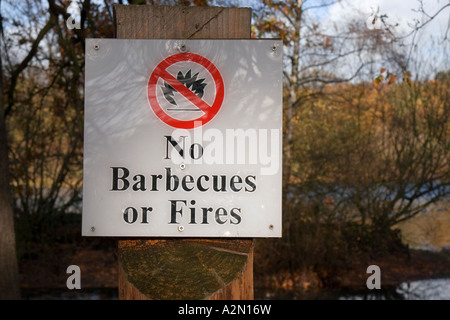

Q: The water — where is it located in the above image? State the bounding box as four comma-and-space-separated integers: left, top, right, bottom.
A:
339, 278, 450, 300
22, 288, 118, 300
22, 279, 450, 300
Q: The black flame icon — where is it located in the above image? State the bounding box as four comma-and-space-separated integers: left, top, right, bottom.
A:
161, 70, 207, 106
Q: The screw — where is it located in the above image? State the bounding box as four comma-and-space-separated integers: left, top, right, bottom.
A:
93, 44, 99, 50
180, 44, 187, 52
269, 224, 274, 230
178, 225, 184, 232
180, 163, 186, 170
271, 43, 279, 52
91, 226, 95, 232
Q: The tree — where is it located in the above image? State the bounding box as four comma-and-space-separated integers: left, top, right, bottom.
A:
0, 0, 20, 299
0, 0, 447, 298
0, 0, 212, 298
252, 0, 449, 290
0, 0, 102, 296
252, 0, 404, 283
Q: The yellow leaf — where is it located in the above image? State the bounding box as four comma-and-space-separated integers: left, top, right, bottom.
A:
388, 73, 396, 84
374, 75, 383, 87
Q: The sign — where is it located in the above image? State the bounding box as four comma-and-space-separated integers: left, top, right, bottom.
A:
148, 53, 224, 129
83, 39, 282, 237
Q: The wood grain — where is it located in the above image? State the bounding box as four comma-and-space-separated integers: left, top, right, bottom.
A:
114, 5, 251, 39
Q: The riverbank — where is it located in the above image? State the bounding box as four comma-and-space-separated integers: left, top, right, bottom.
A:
19, 236, 450, 300
254, 248, 450, 300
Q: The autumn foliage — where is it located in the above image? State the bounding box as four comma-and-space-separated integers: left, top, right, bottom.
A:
255, 75, 449, 292
0, 0, 448, 299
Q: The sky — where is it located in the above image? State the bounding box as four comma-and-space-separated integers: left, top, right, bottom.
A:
237, 0, 449, 77
323, 0, 450, 76
3, 0, 448, 79
324, 0, 449, 38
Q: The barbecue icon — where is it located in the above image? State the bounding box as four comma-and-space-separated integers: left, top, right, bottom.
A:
161, 70, 207, 106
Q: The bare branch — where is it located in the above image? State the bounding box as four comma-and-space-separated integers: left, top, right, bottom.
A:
5, 18, 53, 118
302, 0, 340, 12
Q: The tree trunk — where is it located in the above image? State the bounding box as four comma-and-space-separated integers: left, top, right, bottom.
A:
0, 16, 21, 298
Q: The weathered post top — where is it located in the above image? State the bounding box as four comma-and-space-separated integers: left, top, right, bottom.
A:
114, 5, 252, 39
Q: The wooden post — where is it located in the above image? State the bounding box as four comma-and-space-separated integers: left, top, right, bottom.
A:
113, 5, 254, 300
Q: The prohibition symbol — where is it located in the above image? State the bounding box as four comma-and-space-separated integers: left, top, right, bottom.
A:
148, 53, 224, 129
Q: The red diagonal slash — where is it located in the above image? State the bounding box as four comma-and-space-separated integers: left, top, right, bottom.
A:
154, 68, 211, 113
148, 53, 224, 129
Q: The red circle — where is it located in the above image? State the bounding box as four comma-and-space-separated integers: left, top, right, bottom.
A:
147, 53, 224, 129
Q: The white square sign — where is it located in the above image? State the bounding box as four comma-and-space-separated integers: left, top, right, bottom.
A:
83, 39, 282, 237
